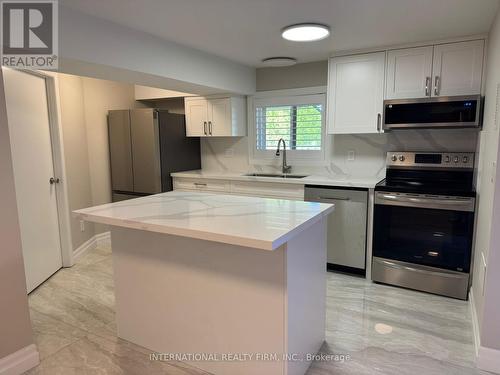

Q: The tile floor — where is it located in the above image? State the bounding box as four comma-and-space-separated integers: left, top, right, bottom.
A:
26, 243, 490, 374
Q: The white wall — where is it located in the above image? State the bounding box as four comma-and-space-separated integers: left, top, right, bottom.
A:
58, 6, 255, 96
256, 62, 328, 91
81, 77, 138, 207
58, 73, 96, 250
472, 5, 500, 368
57, 73, 139, 250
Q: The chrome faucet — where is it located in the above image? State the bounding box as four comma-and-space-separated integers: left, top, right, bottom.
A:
276, 138, 292, 174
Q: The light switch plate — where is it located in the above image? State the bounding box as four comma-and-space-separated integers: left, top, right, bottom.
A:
80, 220, 85, 232
347, 150, 355, 161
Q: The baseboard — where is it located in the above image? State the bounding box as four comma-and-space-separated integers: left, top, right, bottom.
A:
0, 344, 39, 375
477, 346, 500, 374
469, 290, 481, 357
72, 231, 111, 263
95, 231, 111, 248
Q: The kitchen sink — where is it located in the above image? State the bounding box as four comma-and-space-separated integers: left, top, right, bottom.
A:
244, 173, 308, 179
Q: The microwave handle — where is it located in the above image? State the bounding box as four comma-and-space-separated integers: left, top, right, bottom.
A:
377, 113, 381, 132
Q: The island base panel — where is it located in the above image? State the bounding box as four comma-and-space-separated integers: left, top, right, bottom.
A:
111, 220, 326, 375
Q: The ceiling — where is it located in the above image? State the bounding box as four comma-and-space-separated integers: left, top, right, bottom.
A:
61, 0, 499, 67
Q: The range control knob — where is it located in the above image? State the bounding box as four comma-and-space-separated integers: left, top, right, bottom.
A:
454, 156, 460, 163
399, 155, 406, 162
391, 155, 397, 162
463, 156, 469, 163
445, 155, 451, 163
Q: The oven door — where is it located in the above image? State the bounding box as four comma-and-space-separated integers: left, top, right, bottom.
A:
373, 192, 475, 272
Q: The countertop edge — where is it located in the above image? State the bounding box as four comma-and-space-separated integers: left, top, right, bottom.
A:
75, 208, 333, 251
171, 171, 379, 189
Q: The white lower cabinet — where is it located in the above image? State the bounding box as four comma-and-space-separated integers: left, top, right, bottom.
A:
172, 177, 304, 200
173, 178, 230, 193
231, 181, 304, 200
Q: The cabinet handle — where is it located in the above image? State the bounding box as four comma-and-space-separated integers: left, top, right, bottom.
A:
208, 121, 212, 135
203, 121, 207, 135
194, 182, 207, 187
377, 113, 382, 132
425, 76, 431, 96
434, 76, 440, 96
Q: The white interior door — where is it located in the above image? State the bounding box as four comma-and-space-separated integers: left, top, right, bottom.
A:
3, 68, 62, 293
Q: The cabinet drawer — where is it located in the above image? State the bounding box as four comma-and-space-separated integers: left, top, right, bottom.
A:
231, 181, 304, 200
173, 178, 229, 193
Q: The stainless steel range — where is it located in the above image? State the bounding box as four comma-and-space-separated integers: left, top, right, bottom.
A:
372, 152, 476, 300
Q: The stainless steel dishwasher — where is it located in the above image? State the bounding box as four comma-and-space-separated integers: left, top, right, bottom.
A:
305, 186, 368, 275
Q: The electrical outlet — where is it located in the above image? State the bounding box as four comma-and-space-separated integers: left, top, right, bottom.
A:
224, 148, 234, 158
491, 161, 497, 184
80, 220, 85, 232
347, 150, 355, 161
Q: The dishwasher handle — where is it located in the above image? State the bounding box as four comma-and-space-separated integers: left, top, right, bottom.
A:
316, 196, 351, 202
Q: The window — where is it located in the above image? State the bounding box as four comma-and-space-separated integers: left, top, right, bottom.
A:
249, 90, 327, 165
256, 103, 323, 151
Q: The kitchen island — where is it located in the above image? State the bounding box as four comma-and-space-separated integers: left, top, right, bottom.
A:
74, 191, 334, 375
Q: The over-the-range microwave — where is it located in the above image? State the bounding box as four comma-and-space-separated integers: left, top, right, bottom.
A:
383, 95, 483, 130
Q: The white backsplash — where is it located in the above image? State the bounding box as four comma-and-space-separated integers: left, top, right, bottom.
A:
201, 129, 479, 180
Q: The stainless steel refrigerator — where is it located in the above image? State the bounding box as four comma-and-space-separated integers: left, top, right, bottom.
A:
108, 109, 201, 202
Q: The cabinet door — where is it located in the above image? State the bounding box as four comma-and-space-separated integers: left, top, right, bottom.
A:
386, 46, 434, 99
328, 52, 385, 134
108, 110, 133, 192
432, 40, 484, 97
185, 98, 208, 136
208, 98, 231, 136
130, 109, 162, 194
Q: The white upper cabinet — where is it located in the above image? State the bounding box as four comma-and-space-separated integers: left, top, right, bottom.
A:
384, 40, 484, 99
185, 96, 246, 137
386, 46, 434, 99
185, 98, 208, 136
328, 52, 385, 134
432, 40, 484, 97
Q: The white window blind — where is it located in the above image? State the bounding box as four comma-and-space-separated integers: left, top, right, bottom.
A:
255, 102, 323, 151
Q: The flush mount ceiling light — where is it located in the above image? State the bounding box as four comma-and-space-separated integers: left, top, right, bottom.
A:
281, 23, 330, 42
261, 57, 297, 67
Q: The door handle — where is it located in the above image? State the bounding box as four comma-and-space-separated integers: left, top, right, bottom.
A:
434, 76, 440, 96
203, 121, 207, 135
208, 121, 212, 135
377, 113, 382, 132
425, 76, 431, 96
49, 177, 60, 185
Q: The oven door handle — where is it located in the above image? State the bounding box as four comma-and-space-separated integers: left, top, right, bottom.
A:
376, 259, 465, 279
376, 193, 475, 211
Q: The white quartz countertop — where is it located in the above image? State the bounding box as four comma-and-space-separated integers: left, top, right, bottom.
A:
171, 170, 380, 189
74, 191, 334, 251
